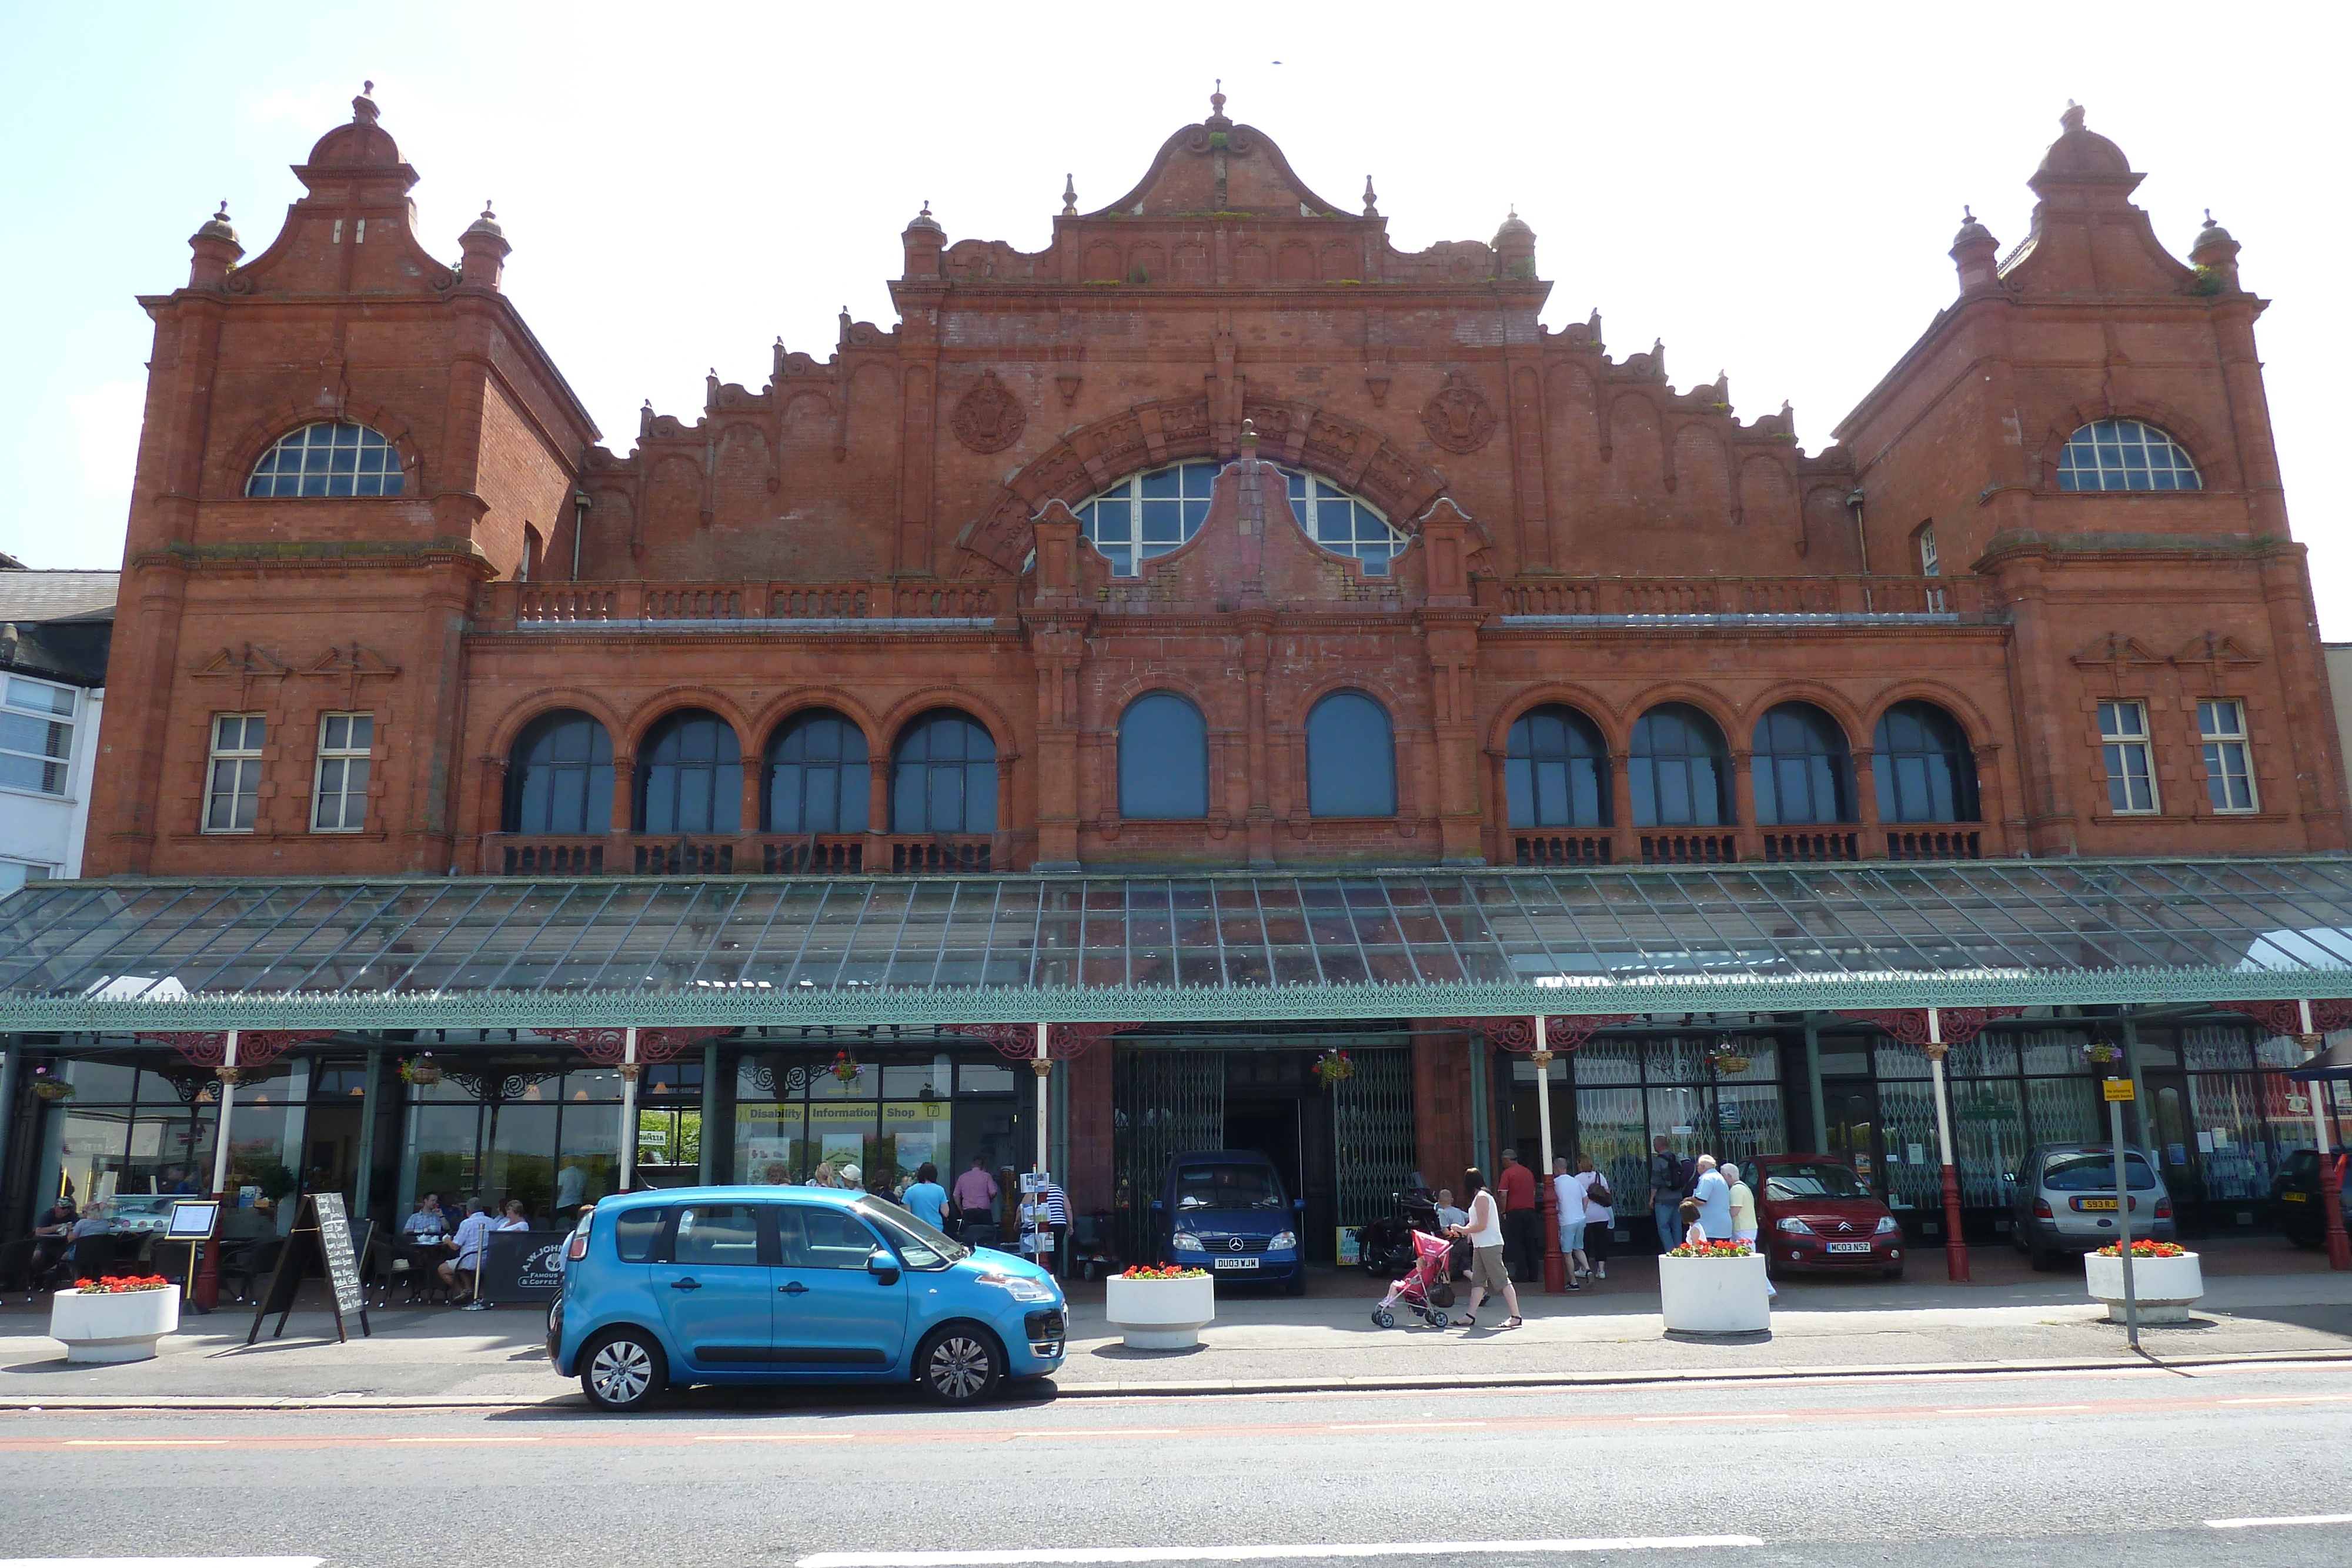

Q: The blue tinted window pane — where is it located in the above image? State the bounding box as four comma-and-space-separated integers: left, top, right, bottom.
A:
1120, 693, 1208, 819
1306, 691, 1396, 817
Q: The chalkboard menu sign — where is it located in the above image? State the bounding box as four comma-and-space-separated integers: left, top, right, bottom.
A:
244, 1192, 373, 1346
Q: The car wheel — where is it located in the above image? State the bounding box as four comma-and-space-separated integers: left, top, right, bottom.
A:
917, 1325, 1003, 1405
580, 1329, 665, 1413
1284, 1271, 1307, 1297
2027, 1248, 2056, 1272
2291, 1227, 2323, 1251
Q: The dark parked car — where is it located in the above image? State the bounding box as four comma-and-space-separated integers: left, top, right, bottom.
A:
2270, 1149, 2352, 1248
1152, 1150, 1307, 1295
1752, 1155, 1905, 1279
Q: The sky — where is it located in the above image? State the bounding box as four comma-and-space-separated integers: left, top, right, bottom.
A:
2, 3, 2344, 626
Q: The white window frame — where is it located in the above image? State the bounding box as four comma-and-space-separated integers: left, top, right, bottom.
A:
1917, 524, 1940, 577
2197, 699, 2259, 814
311, 712, 375, 833
0, 675, 78, 799
2098, 700, 2160, 815
204, 713, 268, 834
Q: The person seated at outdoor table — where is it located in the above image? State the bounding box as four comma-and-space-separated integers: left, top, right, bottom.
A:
64, 1201, 113, 1266
440, 1198, 493, 1292
30, 1201, 78, 1276
402, 1192, 453, 1240
495, 1199, 530, 1232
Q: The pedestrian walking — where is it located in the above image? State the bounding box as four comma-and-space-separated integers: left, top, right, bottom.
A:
1496, 1149, 1540, 1283
1692, 1155, 1732, 1239
1722, 1162, 1775, 1299
1572, 1153, 1613, 1281
1648, 1135, 1693, 1252
1551, 1157, 1584, 1292
1445, 1167, 1521, 1329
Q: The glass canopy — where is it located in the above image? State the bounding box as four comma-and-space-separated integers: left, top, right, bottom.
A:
4, 858, 2351, 1031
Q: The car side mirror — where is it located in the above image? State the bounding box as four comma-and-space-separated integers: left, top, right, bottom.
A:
866, 1249, 901, 1286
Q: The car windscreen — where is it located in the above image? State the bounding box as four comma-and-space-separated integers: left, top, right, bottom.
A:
1762, 1164, 1866, 1201
1175, 1165, 1284, 1210
2042, 1154, 2157, 1191
857, 1198, 968, 1269
2281, 1149, 2319, 1180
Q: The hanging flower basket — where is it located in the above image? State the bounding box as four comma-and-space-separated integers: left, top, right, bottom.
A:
31, 1077, 75, 1102
1311, 1048, 1354, 1086
1709, 1052, 1750, 1076
397, 1056, 442, 1086
831, 1051, 864, 1085
2082, 1040, 2122, 1066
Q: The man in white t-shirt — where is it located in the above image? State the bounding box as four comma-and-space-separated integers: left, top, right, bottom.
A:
1551, 1157, 1585, 1292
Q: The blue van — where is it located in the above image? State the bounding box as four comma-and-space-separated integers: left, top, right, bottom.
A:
1153, 1150, 1308, 1294
548, 1186, 1066, 1411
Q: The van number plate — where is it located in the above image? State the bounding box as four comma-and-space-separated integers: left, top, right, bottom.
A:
1212, 1257, 1260, 1271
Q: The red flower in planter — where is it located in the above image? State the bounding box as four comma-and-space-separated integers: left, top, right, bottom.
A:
1117, 1264, 1208, 1280
74, 1275, 172, 1293
2094, 1240, 2186, 1258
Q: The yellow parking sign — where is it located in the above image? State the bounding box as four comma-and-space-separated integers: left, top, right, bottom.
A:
2103, 1078, 2136, 1102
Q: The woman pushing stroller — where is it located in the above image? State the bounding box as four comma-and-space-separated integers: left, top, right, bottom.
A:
1447, 1167, 1521, 1329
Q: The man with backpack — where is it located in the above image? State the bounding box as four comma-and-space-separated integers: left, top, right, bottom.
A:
1648, 1134, 1695, 1253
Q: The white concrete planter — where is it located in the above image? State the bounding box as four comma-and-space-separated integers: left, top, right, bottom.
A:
48, 1287, 179, 1363
1104, 1273, 1216, 1350
2084, 1250, 2203, 1324
1658, 1253, 1771, 1334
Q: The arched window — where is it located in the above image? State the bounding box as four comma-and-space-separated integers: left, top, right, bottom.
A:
636, 710, 742, 834
2056, 419, 2202, 492
1305, 690, 1396, 818
1750, 703, 1856, 825
764, 710, 869, 834
1629, 703, 1732, 827
1873, 701, 1980, 823
1279, 468, 1406, 574
1076, 460, 1405, 577
246, 422, 406, 497
1505, 704, 1609, 828
505, 710, 613, 834
1118, 693, 1208, 820
891, 710, 997, 834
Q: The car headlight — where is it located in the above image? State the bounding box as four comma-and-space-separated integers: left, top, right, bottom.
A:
975, 1271, 1057, 1303
1172, 1231, 1205, 1252
1875, 1216, 1900, 1235
1776, 1217, 1815, 1236
1269, 1231, 1297, 1251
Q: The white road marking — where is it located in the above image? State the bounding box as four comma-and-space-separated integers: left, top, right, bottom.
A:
2219, 1396, 2352, 1406
60, 1440, 230, 1448
1328, 1421, 1488, 1431
2206, 1514, 2352, 1530
1933, 1404, 2090, 1415
0, 1560, 324, 1567
1632, 1413, 1791, 1423
798, 1539, 1763, 1566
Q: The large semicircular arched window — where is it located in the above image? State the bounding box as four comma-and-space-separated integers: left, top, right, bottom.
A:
246, 422, 406, 497
2055, 419, 2201, 492
1077, 460, 1405, 577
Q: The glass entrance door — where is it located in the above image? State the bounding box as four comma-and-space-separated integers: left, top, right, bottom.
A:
1822, 1078, 1880, 1193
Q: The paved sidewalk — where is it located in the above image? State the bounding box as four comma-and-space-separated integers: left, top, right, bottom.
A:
6, 1241, 2350, 1407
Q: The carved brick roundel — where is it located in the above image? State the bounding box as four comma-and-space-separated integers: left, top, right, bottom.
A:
951, 370, 1027, 454
1420, 375, 1496, 454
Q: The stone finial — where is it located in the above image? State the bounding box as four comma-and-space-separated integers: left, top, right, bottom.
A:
353, 80, 379, 125
464, 200, 503, 240
1362, 176, 1379, 218
1950, 203, 2001, 293
1061, 174, 1077, 217
188, 200, 243, 288
1207, 79, 1231, 130
459, 198, 510, 289
197, 201, 238, 243
907, 199, 943, 235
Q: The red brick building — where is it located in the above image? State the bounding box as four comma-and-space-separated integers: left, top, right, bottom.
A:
14, 88, 2346, 1269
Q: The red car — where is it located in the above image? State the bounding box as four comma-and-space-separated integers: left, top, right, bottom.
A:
1752, 1154, 1906, 1279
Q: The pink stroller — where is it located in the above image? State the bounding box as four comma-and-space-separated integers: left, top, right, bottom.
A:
1371, 1227, 1455, 1329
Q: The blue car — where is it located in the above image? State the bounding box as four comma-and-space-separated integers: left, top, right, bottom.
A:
1155, 1150, 1308, 1294
547, 1185, 1066, 1412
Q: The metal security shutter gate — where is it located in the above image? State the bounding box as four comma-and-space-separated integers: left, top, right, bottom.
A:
1332, 1046, 1416, 1231
1114, 1049, 1224, 1263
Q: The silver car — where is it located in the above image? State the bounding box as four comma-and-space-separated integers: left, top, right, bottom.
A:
2007, 1143, 2174, 1271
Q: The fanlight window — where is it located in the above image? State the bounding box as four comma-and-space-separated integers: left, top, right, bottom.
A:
2055, 420, 2201, 492
1077, 460, 1404, 576
246, 422, 405, 497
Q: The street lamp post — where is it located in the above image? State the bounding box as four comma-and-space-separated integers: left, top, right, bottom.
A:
1923, 1007, 1969, 1283
1531, 1015, 1565, 1293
